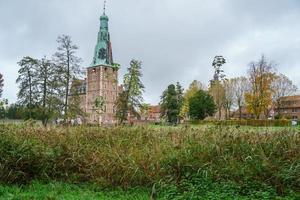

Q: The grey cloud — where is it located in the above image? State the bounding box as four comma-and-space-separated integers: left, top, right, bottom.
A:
0, 0, 299, 104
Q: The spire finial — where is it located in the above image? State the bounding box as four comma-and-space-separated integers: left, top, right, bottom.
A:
103, 0, 107, 15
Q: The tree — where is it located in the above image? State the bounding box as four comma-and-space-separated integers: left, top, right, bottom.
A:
188, 90, 216, 120
175, 82, 184, 122
209, 81, 225, 120
272, 73, 297, 115
6, 104, 23, 120
140, 103, 150, 120
160, 84, 181, 124
92, 96, 106, 123
179, 80, 206, 120
116, 59, 145, 124
245, 55, 275, 119
53, 35, 82, 121
0, 73, 3, 98
36, 57, 61, 126
223, 78, 235, 119
232, 76, 250, 119
68, 79, 86, 122
211, 55, 226, 120
16, 56, 39, 119
0, 99, 8, 119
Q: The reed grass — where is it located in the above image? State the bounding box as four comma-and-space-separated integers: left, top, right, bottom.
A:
0, 124, 299, 195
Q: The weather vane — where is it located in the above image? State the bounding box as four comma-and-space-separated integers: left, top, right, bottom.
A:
103, 0, 107, 14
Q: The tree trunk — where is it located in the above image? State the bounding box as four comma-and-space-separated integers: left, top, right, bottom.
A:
28, 70, 32, 119
121, 70, 133, 124
42, 77, 47, 126
64, 53, 70, 123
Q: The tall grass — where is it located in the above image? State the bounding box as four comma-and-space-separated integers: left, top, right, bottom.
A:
0, 124, 299, 195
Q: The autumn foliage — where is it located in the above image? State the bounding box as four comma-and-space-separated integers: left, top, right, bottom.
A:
245, 56, 276, 119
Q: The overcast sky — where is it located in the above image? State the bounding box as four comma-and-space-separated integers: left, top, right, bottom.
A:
0, 0, 300, 105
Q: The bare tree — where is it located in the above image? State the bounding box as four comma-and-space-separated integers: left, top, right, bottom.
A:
223, 79, 235, 119
272, 73, 297, 114
53, 35, 82, 121
232, 76, 250, 119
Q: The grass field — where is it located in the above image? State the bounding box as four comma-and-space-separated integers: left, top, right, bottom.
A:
0, 123, 299, 199
1, 181, 299, 200
0, 182, 149, 200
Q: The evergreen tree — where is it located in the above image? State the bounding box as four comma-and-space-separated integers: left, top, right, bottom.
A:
175, 82, 184, 123
53, 35, 82, 121
116, 59, 145, 124
189, 90, 216, 120
6, 104, 23, 120
16, 56, 39, 119
160, 84, 181, 125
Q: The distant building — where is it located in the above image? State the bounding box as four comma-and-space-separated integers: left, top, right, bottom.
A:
232, 107, 253, 119
148, 105, 161, 122
276, 95, 300, 120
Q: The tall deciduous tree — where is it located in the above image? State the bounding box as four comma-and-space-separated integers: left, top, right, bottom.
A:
223, 78, 235, 119
16, 56, 39, 119
116, 59, 145, 124
245, 55, 275, 119
272, 73, 297, 114
232, 76, 250, 119
0, 73, 3, 98
188, 90, 216, 120
36, 57, 61, 126
209, 81, 225, 120
211, 55, 226, 120
53, 35, 82, 121
68, 79, 86, 123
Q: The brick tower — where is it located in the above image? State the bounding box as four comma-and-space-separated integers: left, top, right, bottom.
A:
86, 5, 119, 125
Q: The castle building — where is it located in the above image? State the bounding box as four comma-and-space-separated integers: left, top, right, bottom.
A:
276, 95, 300, 120
75, 9, 119, 125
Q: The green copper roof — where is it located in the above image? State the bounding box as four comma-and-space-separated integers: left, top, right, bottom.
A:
90, 13, 114, 67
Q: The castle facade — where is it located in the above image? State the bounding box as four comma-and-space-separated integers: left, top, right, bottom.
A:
75, 11, 119, 125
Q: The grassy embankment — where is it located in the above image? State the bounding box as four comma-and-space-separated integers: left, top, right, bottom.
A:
0, 124, 299, 199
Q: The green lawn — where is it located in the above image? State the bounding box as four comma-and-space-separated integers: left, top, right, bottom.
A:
1, 181, 298, 200
0, 182, 149, 200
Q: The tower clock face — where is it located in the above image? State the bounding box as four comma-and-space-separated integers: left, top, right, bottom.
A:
98, 48, 106, 60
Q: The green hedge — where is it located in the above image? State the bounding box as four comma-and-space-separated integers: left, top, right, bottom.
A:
188, 119, 293, 127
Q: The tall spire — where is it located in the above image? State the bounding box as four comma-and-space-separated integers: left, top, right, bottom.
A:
90, 1, 113, 67
103, 0, 106, 15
